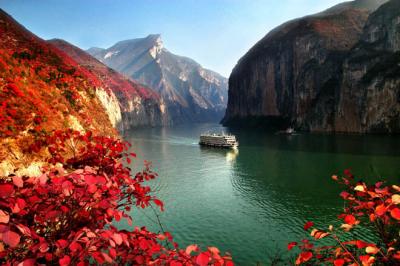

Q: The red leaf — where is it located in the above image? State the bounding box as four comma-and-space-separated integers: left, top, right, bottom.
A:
39, 242, 49, 252
334, 258, 345, 266
295, 251, 313, 265
16, 224, 31, 236
102, 252, 113, 263
2, 230, 20, 247
112, 233, 123, 245
356, 240, 369, 249
88, 184, 97, 193
390, 208, 400, 220
153, 198, 164, 211
59, 255, 71, 266
375, 204, 387, 216
359, 255, 372, 263
344, 215, 357, 225
56, 239, 68, 249
69, 241, 82, 253
84, 175, 97, 185
0, 184, 14, 197
287, 242, 297, 251
196, 252, 210, 266
139, 239, 148, 250
339, 191, 350, 199
109, 248, 117, 259
303, 221, 314, 231
12, 176, 23, 188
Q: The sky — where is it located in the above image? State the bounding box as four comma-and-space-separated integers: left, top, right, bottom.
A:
0, 0, 345, 77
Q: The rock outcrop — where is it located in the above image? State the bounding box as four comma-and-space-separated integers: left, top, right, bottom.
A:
49, 39, 170, 132
87, 35, 228, 124
222, 0, 400, 133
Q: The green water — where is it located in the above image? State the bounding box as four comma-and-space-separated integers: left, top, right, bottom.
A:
119, 123, 400, 265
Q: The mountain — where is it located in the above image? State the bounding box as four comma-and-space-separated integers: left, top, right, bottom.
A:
0, 9, 117, 175
0, 8, 119, 135
48, 39, 170, 132
222, 0, 399, 133
87, 35, 228, 123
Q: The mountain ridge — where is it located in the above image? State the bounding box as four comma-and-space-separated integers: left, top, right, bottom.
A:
48, 38, 171, 131
87, 34, 228, 124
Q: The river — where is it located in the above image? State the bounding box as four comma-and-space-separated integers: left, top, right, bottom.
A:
118, 123, 400, 265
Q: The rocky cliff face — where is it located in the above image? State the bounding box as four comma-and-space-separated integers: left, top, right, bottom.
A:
49, 39, 170, 132
223, 0, 400, 133
87, 35, 228, 123
336, 0, 400, 133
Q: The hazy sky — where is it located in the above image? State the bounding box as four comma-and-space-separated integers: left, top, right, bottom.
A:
0, 0, 345, 77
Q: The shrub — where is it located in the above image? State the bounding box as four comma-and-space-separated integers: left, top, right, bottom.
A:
289, 170, 400, 265
0, 130, 234, 265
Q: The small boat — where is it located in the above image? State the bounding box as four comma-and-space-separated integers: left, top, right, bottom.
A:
199, 133, 238, 149
277, 127, 295, 135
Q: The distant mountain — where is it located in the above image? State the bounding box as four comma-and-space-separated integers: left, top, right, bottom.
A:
222, 0, 399, 133
49, 39, 170, 131
87, 35, 228, 123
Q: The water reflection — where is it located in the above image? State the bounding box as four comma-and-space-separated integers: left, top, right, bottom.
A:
199, 146, 239, 163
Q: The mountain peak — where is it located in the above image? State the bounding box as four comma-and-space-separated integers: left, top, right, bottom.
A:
146, 34, 161, 41
145, 34, 163, 58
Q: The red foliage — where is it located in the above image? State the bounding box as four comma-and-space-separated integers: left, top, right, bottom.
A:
0, 10, 116, 139
0, 130, 233, 265
48, 39, 161, 103
289, 170, 400, 265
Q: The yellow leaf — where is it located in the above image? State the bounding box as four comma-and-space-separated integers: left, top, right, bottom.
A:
310, 229, 330, 239
365, 246, 379, 254
392, 194, 400, 205
393, 185, 400, 192
340, 224, 353, 232
0, 210, 9, 224
354, 185, 365, 192
185, 244, 198, 255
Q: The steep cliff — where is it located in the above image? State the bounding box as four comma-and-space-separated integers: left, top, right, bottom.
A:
331, 0, 400, 133
49, 39, 170, 132
0, 9, 118, 175
87, 35, 228, 123
223, 0, 398, 133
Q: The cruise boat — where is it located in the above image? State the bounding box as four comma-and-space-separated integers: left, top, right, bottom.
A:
276, 127, 295, 135
199, 133, 238, 149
